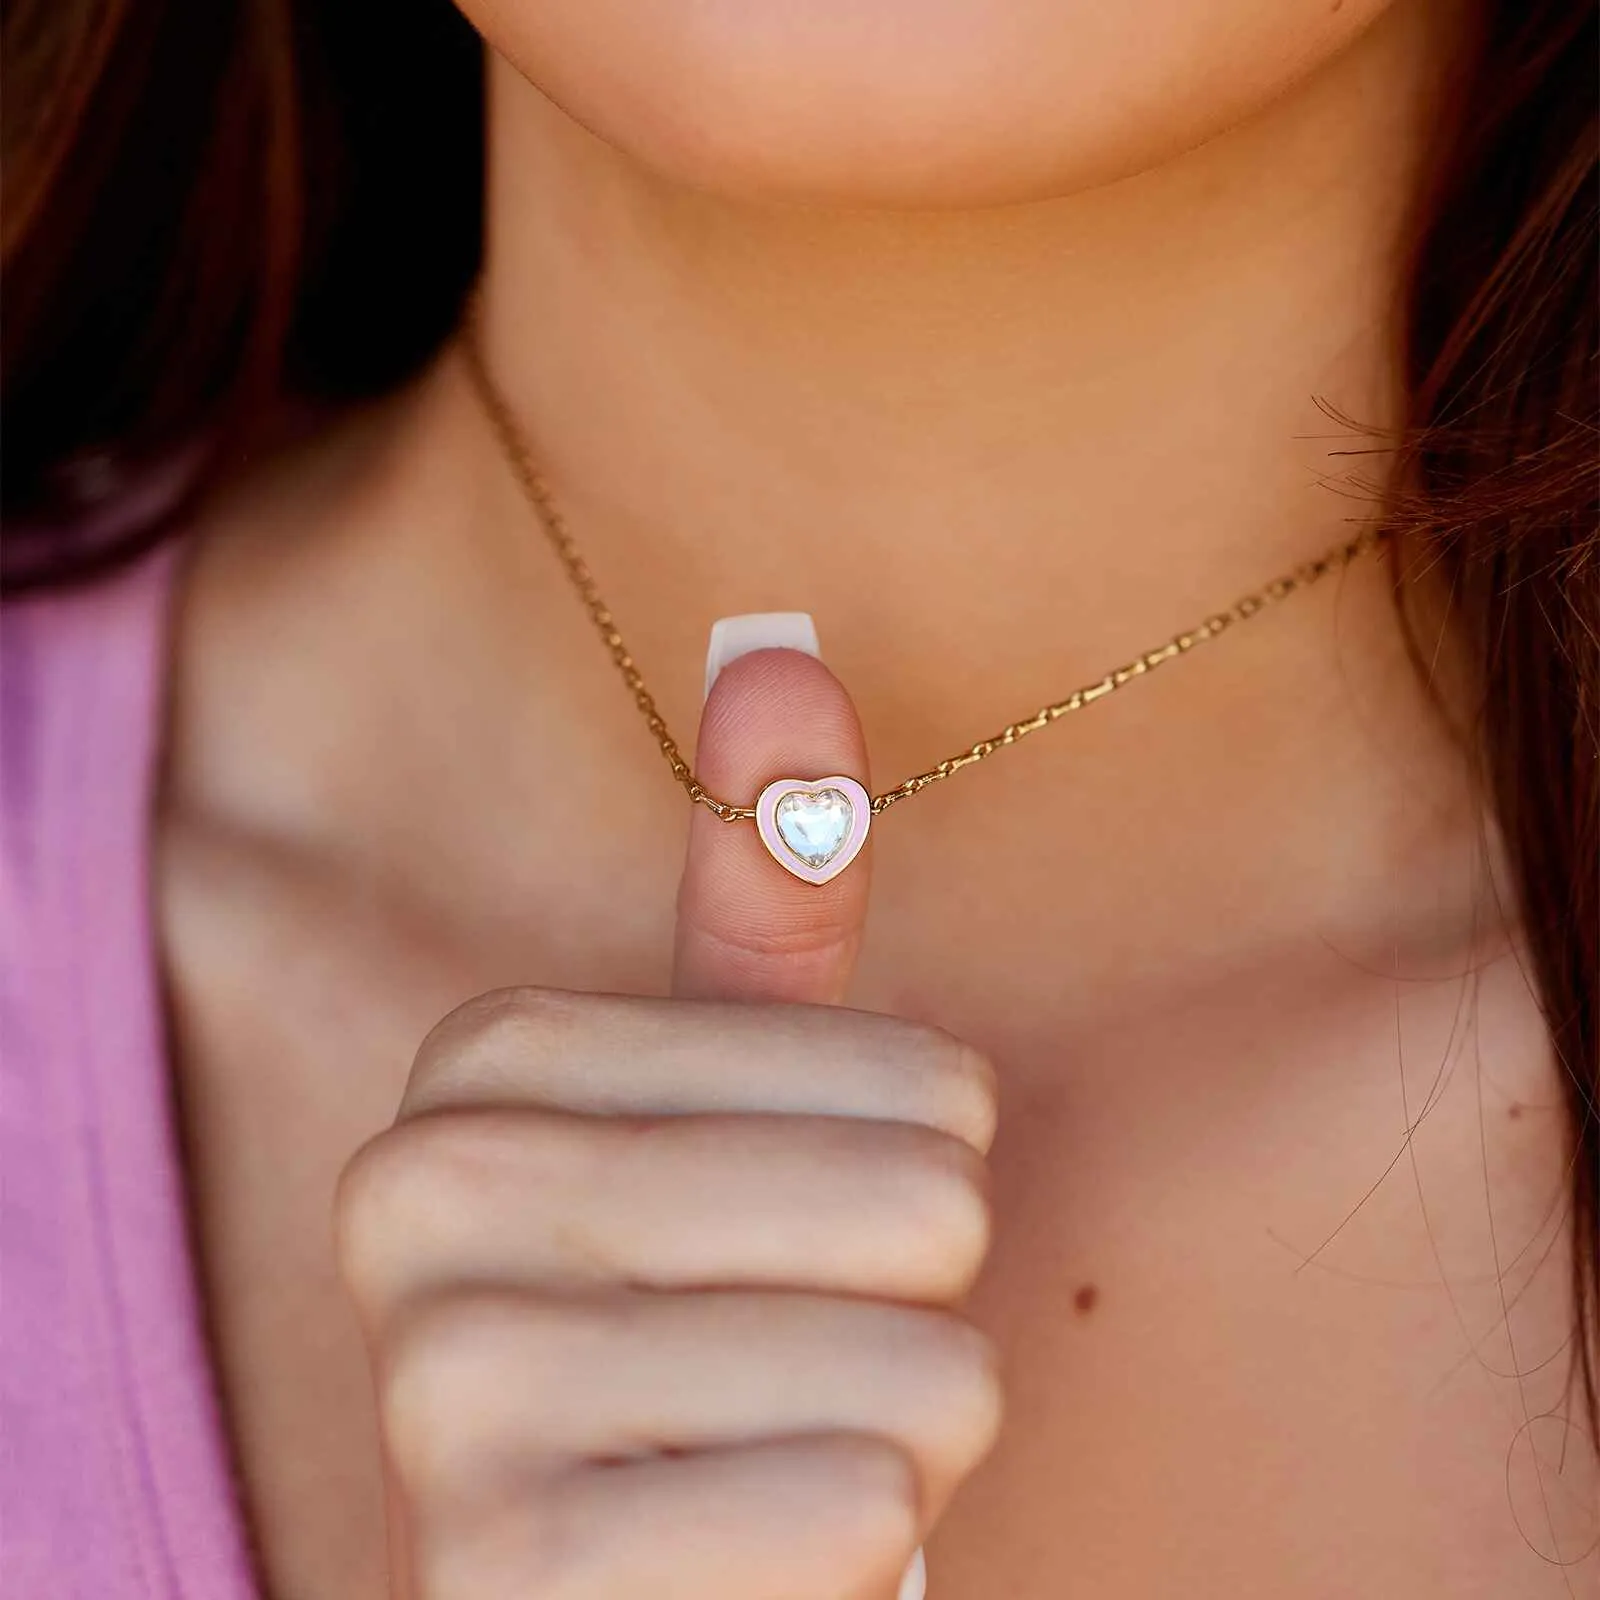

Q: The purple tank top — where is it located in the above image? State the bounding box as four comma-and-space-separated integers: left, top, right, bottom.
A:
1, 546, 258, 1598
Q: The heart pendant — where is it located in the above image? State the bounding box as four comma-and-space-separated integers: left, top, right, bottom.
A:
754, 775, 872, 885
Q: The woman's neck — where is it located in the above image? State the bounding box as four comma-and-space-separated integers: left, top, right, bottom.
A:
182, 1, 1476, 964
473, 2, 1446, 684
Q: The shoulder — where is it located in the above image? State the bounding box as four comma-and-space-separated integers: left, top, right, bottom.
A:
0, 542, 262, 1600
0, 543, 177, 1110
0, 546, 179, 931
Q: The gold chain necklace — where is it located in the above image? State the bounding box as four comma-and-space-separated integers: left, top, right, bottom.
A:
461, 310, 1385, 886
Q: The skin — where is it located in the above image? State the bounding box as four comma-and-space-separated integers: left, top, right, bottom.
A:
157, 0, 1597, 1595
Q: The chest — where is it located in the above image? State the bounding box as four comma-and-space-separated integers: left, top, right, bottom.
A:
159, 838, 1593, 1599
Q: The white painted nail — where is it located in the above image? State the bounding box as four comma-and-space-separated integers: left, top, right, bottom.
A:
899, 1546, 928, 1600
703, 612, 821, 702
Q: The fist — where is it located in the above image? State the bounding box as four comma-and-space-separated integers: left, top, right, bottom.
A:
335, 988, 1001, 1599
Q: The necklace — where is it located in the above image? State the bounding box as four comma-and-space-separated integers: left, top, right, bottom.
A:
461, 312, 1386, 887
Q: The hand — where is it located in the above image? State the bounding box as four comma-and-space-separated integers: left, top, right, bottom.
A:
335, 644, 1002, 1599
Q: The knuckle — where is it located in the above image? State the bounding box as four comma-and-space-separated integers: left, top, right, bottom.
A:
912, 1311, 1005, 1470
379, 1293, 610, 1496
518, 1462, 677, 1600
332, 1126, 416, 1303
379, 1294, 525, 1494
416, 1498, 589, 1600
405, 986, 589, 1115
936, 1038, 1000, 1154
899, 1130, 993, 1295
825, 1434, 923, 1558
860, 1011, 998, 1152
333, 1114, 511, 1306
688, 916, 862, 966
378, 1296, 495, 1492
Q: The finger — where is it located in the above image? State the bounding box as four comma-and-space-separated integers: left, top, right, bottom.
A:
672, 632, 872, 1005
337, 1108, 991, 1312
397, 988, 997, 1154
381, 1288, 1002, 1529
417, 1433, 920, 1600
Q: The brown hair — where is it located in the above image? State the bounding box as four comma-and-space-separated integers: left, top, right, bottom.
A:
1390, 0, 1597, 1418
3, 0, 1596, 1413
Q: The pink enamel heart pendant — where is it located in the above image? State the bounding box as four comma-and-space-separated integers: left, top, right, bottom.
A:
754, 775, 872, 885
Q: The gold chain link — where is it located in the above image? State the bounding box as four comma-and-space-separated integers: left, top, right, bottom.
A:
461, 305, 1386, 824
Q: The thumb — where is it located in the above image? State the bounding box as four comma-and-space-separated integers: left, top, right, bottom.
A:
672, 615, 872, 1005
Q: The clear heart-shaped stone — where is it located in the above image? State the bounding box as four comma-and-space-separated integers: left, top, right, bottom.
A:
773, 788, 853, 869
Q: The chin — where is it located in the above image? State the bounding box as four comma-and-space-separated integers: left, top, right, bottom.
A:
460, 0, 1399, 208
